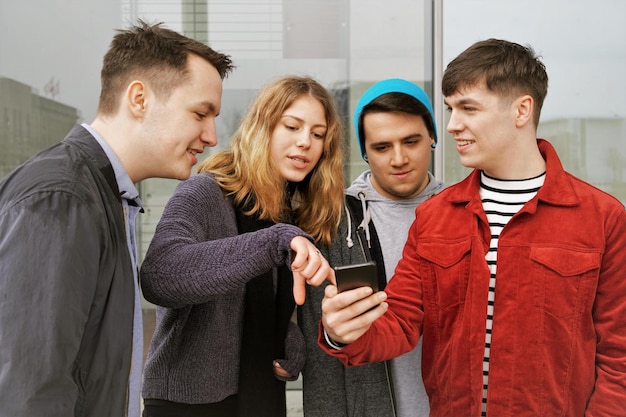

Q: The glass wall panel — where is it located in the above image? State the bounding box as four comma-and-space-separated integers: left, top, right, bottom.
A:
1, 4, 435, 413
348, 0, 434, 180
441, 0, 626, 204
120, 0, 352, 264
1, 1, 623, 412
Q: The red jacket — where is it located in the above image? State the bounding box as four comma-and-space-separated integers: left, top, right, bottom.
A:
321, 140, 626, 416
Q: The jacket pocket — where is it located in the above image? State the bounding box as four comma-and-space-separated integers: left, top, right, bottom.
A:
531, 246, 601, 318
418, 239, 472, 309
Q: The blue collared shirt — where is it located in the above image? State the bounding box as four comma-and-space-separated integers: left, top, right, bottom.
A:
81, 123, 143, 417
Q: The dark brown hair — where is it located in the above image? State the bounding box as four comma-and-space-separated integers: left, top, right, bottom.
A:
442, 38, 548, 127
98, 19, 234, 115
358, 92, 436, 144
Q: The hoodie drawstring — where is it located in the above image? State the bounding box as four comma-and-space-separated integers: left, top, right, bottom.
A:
344, 204, 354, 248
357, 191, 371, 249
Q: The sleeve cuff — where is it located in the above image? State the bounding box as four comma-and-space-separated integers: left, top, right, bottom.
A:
324, 329, 347, 350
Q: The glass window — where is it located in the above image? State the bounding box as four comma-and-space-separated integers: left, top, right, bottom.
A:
5, 1, 624, 414
440, 0, 626, 204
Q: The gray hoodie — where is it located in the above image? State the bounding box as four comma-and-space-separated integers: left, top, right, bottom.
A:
346, 170, 444, 417
300, 171, 444, 417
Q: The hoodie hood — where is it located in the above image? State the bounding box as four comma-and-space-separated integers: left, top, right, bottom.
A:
344, 170, 445, 254
353, 78, 438, 159
346, 170, 444, 204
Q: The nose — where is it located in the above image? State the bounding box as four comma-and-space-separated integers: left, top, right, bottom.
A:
296, 129, 312, 149
446, 110, 462, 134
200, 119, 218, 147
390, 145, 407, 166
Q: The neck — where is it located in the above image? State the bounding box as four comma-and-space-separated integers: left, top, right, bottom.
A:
485, 138, 546, 180
90, 118, 142, 183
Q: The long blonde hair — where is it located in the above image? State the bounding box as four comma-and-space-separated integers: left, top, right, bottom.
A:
197, 75, 345, 245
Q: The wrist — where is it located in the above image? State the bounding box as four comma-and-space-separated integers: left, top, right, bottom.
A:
324, 329, 348, 350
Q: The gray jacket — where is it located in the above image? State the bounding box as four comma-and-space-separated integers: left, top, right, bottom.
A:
0, 125, 134, 417
141, 173, 309, 404
299, 193, 396, 417
299, 171, 444, 417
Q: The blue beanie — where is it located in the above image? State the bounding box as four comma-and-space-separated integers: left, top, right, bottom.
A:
353, 78, 437, 159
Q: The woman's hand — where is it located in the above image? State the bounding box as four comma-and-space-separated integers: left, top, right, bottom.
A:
289, 236, 335, 305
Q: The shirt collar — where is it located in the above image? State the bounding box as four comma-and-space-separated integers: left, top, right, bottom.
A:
81, 123, 143, 207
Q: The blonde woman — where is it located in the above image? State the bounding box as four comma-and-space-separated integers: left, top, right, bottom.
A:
140, 75, 345, 417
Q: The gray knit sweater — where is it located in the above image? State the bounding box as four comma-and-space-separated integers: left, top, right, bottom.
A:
140, 173, 310, 404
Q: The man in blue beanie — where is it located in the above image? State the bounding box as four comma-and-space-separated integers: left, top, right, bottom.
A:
299, 79, 444, 417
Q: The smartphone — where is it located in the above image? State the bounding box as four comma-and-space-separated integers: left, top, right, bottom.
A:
334, 261, 379, 292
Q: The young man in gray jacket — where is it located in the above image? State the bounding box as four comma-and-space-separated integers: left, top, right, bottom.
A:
300, 79, 444, 416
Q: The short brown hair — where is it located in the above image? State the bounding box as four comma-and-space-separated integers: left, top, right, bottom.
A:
442, 38, 548, 127
98, 19, 234, 115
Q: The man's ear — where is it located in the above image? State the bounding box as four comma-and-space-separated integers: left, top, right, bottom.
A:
126, 80, 147, 117
515, 94, 533, 128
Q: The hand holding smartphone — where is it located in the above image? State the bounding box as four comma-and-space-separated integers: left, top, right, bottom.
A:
334, 261, 379, 292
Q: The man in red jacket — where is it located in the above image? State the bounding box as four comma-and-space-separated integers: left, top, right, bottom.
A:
319, 38, 626, 416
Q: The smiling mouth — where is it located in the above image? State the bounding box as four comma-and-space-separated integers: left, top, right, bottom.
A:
289, 156, 309, 164
457, 140, 474, 146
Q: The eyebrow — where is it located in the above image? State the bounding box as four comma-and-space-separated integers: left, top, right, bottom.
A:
282, 114, 327, 129
198, 101, 219, 116
444, 97, 480, 107
369, 132, 424, 147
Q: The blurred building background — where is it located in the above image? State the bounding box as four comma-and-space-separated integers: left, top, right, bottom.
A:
2, 0, 624, 261
0, 77, 79, 178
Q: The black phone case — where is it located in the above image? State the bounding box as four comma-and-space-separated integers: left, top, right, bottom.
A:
334, 261, 379, 292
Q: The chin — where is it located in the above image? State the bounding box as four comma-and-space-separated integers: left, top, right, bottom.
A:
458, 156, 475, 169
388, 187, 419, 199
167, 168, 191, 181
283, 173, 308, 183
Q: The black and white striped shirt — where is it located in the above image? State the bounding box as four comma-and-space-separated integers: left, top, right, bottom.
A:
479, 171, 545, 416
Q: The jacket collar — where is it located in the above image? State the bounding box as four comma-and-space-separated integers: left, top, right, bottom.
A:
444, 139, 579, 211
63, 124, 122, 204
